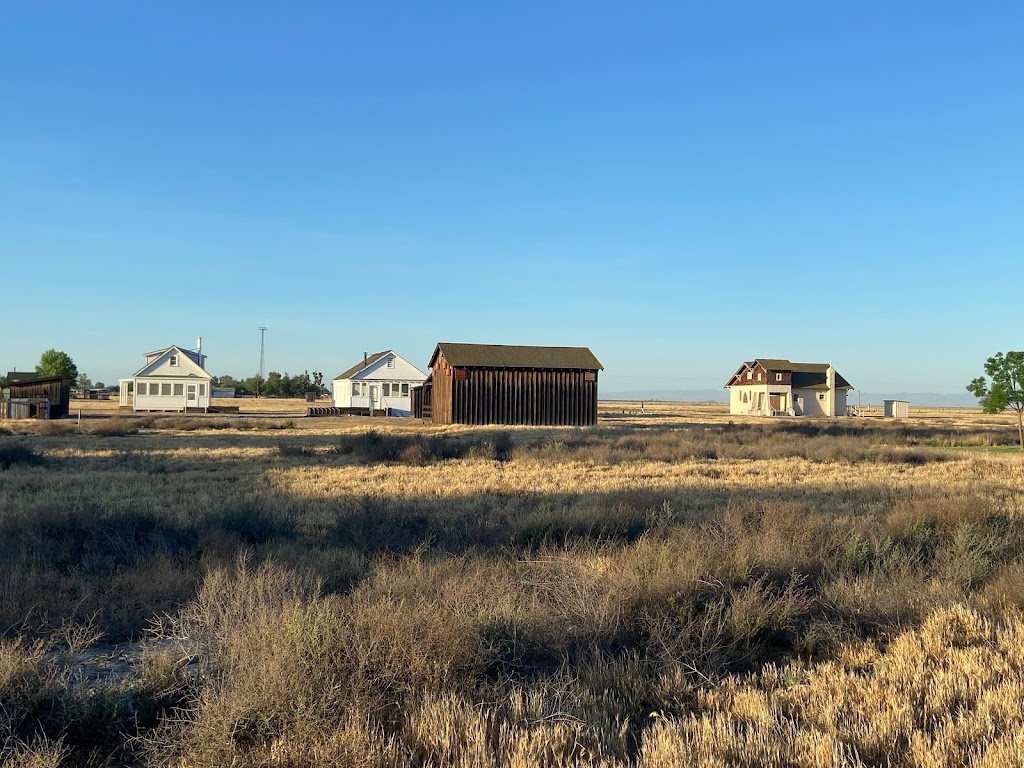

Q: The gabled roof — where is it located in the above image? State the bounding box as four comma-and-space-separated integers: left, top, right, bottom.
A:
333, 351, 391, 381
429, 342, 603, 371
133, 345, 211, 378
726, 359, 853, 390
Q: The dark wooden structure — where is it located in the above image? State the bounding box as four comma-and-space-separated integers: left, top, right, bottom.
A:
2, 374, 72, 419
416, 343, 602, 426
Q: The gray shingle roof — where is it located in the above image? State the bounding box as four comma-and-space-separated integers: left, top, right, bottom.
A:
431, 343, 603, 371
728, 359, 853, 389
333, 351, 391, 381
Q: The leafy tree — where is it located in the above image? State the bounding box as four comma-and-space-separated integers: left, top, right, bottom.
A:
78, 372, 93, 390
36, 349, 79, 384
967, 351, 1024, 449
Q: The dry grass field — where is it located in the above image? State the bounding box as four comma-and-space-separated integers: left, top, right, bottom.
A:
2, 400, 1024, 766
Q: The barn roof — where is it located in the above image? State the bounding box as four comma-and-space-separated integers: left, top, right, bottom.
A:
431, 343, 603, 371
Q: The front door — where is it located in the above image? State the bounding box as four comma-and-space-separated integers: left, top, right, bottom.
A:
769, 394, 781, 413
187, 384, 197, 405
369, 385, 379, 411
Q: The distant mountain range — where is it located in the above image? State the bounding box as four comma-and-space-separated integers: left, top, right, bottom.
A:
601, 390, 980, 408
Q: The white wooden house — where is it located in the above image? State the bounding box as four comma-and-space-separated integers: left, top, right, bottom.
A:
119, 345, 213, 412
725, 359, 853, 417
331, 351, 427, 416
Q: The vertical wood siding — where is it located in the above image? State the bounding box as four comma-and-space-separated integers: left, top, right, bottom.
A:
431, 365, 598, 426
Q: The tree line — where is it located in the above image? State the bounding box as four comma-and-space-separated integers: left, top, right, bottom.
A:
2, 349, 329, 398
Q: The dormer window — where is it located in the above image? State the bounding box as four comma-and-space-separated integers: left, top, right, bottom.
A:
746, 371, 752, 380
169, 355, 179, 367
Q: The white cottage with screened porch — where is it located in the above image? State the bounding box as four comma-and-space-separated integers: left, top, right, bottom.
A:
331, 351, 427, 416
120, 344, 213, 412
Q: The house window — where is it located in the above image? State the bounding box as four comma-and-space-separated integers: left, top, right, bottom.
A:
170, 355, 178, 367
776, 373, 783, 382
382, 383, 391, 397
199, 384, 206, 396
386, 357, 395, 369
401, 383, 409, 396
137, 382, 147, 396
173, 383, 184, 396
746, 371, 752, 380
161, 383, 172, 396
818, 393, 826, 400
352, 383, 360, 396
757, 373, 762, 381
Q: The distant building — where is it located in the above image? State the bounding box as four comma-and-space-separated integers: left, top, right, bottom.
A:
725, 359, 853, 417
883, 400, 909, 418
331, 351, 427, 417
119, 345, 213, 412
413, 342, 603, 426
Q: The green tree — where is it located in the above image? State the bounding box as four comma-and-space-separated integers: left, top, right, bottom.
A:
36, 349, 79, 384
967, 351, 1024, 449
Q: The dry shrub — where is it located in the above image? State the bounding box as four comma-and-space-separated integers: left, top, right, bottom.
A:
0, 442, 45, 470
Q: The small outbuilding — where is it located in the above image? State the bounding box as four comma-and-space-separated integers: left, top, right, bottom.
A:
883, 400, 909, 418
1, 373, 72, 419
414, 342, 603, 426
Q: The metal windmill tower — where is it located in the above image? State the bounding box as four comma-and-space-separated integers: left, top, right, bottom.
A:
258, 325, 268, 396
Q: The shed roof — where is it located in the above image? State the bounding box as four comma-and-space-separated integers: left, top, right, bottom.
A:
5, 374, 72, 386
430, 343, 603, 371
5, 371, 42, 383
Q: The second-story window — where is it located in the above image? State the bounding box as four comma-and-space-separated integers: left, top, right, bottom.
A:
170, 355, 178, 367
776, 373, 783, 382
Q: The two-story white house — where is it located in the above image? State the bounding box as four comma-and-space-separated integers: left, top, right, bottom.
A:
119, 344, 213, 412
725, 359, 853, 417
331, 351, 427, 416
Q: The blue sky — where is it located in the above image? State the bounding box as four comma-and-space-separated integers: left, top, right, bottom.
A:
1, 2, 1020, 393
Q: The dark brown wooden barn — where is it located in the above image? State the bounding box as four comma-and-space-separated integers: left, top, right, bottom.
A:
412, 343, 602, 426
2, 374, 72, 419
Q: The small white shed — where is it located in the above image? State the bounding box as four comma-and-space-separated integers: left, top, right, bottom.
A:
883, 400, 909, 418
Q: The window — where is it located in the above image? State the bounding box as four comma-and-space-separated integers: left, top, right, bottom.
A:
137, 382, 147, 396
818, 393, 826, 401
386, 357, 395, 369
173, 383, 184, 396
169, 355, 178, 367
746, 371, 752, 380
401, 383, 409, 396
161, 383, 172, 396
199, 384, 206, 396
382, 383, 391, 397
776, 373, 783, 382
756, 373, 762, 381
352, 383, 361, 396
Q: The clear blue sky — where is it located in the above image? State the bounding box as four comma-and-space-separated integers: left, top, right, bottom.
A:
2, 2, 1020, 393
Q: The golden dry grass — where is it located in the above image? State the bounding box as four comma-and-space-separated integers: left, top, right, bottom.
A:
2, 403, 1023, 766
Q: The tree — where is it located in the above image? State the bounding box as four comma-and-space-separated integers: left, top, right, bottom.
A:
78, 372, 93, 390
36, 349, 78, 384
967, 351, 1024, 449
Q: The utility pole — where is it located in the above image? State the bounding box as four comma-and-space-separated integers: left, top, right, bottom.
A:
258, 325, 268, 397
